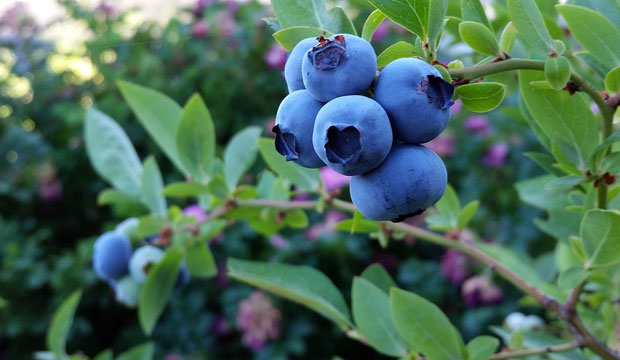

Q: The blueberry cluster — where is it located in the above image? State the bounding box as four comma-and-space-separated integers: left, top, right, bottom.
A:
275, 35, 454, 222
92, 218, 189, 307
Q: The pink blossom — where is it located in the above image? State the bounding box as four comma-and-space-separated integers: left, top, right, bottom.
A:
270, 234, 288, 249
320, 166, 350, 191
424, 134, 455, 157
236, 292, 281, 351
372, 21, 390, 42
482, 142, 509, 168
451, 99, 463, 115
38, 180, 62, 202
219, 11, 237, 38
192, 20, 209, 38
440, 249, 468, 284
264, 44, 287, 69
461, 275, 504, 307
464, 115, 489, 134
182, 204, 207, 223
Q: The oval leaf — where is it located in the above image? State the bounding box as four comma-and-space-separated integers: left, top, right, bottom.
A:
162, 182, 209, 198
257, 138, 319, 191
459, 21, 499, 56
377, 41, 423, 68
176, 94, 215, 184
273, 26, 332, 51
141, 156, 167, 217
224, 126, 262, 189
365, 0, 427, 39
460, 0, 492, 30
544, 56, 571, 91
499, 22, 516, 54
360, 263, 397, 294
506, 0, 553, 54
46, 290, 82, 359
456, 82, 505, 112
271, 0, 355, 35
581, 209, 620, 268
362, 9, 387, 42
186, 242, 216, 278
466, 336, 499, 360
605, 65, 620, 93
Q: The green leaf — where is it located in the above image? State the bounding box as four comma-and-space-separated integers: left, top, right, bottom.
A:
84, 108, 142, 197
186, 242, 216, 278
46, 290, 82, 360
136, 215, 166, 238
138, 248, 184, 335
366, 0, 429, 40
116, 342, 154, 360
581, 209, 620, 268
457, 200, 479, 230
518, 70, 599, 171
499, 22, 516, 54
544, 175, 586, 191
271, 0, 356, 35
334, 218, 381, 233
456, 82, 505, 113
557, 5, 620, 70
175, 95, 215, 184
390, 288, 465, 360
352, 278, 408, 357
141, 156, 167, 217
97, 189, 144, 210
509, 330, 524, 350
523, 152, 564, 176
227, 258, 352, 328
377, 41, 423, 68
273, 26, 332, 51
207, 174, 230, 199
466, 336, 499, 360
507, 0, 553, 54
284, 209, 309, 228
360, 263, 397, 294
557, 266, 589, 290
459, 21, 499, 57
428, 0, 449, 52
491, 327, 586, 360
545, 56, 571, 91
516, 175, 569, 210
257, 138, 320, 191
362, 10, 386, 42
460, 0, 492, 30
572, 0, 620, 31
118, 81, 185, 173
224, 126, 262, 189
605, 65, 620, 93
92, 350, 113, 360
162, 182, 209, 197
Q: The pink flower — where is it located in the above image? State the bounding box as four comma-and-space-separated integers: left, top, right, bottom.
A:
320, 166, 350, 191
236, 292, 281, 351
219, 12, 237, 38
440, 249, 468, 284
452, 99, 462, 115
464, 115, 489, 134
424, 134, 455, 157
482, 142, 509, 168
372, 21, 390, 42
270, 234, 288, 249
183, 204, 207, 223
192, 20, 209, 38
264, 44, 287, 69
461, 275, 504, 307
38, 180, 63, 202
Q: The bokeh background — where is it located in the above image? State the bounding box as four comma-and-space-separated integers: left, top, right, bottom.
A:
0, 0, 551, 358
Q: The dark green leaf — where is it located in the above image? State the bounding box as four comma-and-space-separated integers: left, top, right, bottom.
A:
257, 138, 320, 190
545, 56, 571, 91
360, 263, 397, 294
224, 126, 262, 189
457, 200, 479, 230
460, 0, 492, 30
141, 156, 167, 217
162, 182, 209, 197
46, 290, 82, 359
186, 242, 217, 278
428, 0, 449, 52
581, 209, 620, 268
365, 0, 428, 39
523, 152, 564, 176
466, 336, 499, 360
456, 82, 505, 112
207, 175, 230, 199
377, 41, 423, 68
459, 21, 499, 56
361, 9, 386, 42
116, 342, 154, 360
272, 0, 356, 34
273, 26, 332, 51
507, 0, 553, 54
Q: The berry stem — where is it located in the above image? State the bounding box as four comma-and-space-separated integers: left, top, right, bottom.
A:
489, 342, 581, 360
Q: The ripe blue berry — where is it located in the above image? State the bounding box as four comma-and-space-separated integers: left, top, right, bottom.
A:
129, 245, 165, 283
302, 34, 377, 102
284, 37, 318, 93
374, 58, 454, 144
93, 232, 132, 282
273, 90, 325, 168
350, 144, 447, 221
313, 95, 392, 175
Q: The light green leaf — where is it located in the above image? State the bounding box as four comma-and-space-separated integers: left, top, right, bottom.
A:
460, 0, 492, 30
175, 94, 215, 184
257, 138, 319, 191
516, 175, 569, 210
377, 41, 423, 68
138, 248, 184, 335
581, 209, 620, 268
97, 189, 144, 210
273, 26, 332, 51
572, 0, 620, 30
360, 263, 397, 294
272, 0, 356, 35
118, 81, 185, 173
366, 0, 428, 39
507, 0, 553, 54
557, 5, 620, 70
523, 151, 564, 176
545, 56, 571, 91
162, 182, 209, 198
605, 65, 620, 93
457, 200, 479, 230
544, 175, 587, 191
284, 209, 309, 228
436, 184, 460, 220
136, 216, 166, 238
362, 9, 386, 42
557, 266, 589, 290
186, 242, 217, 278
141, 156, 167, 217
46, 290, 82, 360
499, 22, 516, 54
352, 278, 408, 357
428, 0, 449, 52
390, 288, 465, 360
116, 342, 154, 360
84, 108, 142, 196
459, 21, 499, 57
224, 126, 262, 189
334, 218, 381, 233
509, 330, 524, 350
456, 82, 505, 112
466, 336, 499, 360
227, 258, 352, 328
207, 174, 230, 199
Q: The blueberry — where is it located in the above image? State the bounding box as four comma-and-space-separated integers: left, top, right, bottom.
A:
284, 37, 318, 93
273, 90, 325, 168
313, 95, 392, 175
374, 58, 454, 144
113, 276, 141, 308
302, 34, 377, 102
93, 232, 132, 282
350, 144, 447, 221
129, 245, 165, 283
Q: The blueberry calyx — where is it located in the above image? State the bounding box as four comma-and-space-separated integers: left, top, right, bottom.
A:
325, 125, 362, 164
273, 124, 299, 161
308, 35, 347, 70
392, 208, 426, 223
418, 75, 455, 110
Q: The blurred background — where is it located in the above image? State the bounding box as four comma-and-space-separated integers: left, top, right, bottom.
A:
0, 0, 550, 358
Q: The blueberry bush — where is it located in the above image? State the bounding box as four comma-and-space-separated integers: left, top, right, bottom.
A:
6, 0, 620, 359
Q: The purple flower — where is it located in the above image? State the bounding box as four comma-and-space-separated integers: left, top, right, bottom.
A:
236, 292, 281, 351
320, 166, 350, 191
461, 275, 504, 307
464, 115, 489, 134
211, 315, 230, 336
183, 204, 207, 223
192, 20, 209, 38
264, 44, 287, 69
270, 234, 287, 249
440, 249, 468, 284
424, 134, 455, 157
372, 21, 390, 42
482, 142, 509, 168
193, 0, 215, 15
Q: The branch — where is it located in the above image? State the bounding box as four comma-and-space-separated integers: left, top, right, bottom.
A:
490, 342, 581, 360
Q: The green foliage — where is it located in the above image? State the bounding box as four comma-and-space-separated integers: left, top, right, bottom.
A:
271, 0, 356, 35
466, 336, 499, 360
257, 138, 320, 190
361, 10, 387, 42
455, 82, 505, 112
46, 290, 82, 359
506, 0, 553, 54
459, 21, 499, 57
273, 26, 332, 50
377, 41, 424, 68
